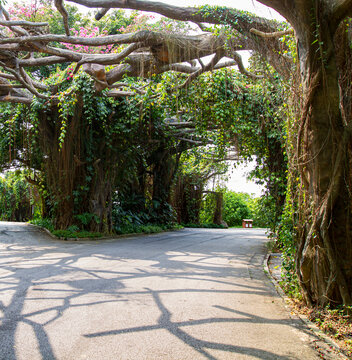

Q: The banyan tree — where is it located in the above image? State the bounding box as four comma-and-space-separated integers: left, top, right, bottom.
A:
0, 0, 351, 306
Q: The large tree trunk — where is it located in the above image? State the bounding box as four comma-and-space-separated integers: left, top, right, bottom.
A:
38, 100, 116, 232
150, 146, 178, 223
292, 5, 352, 306
212, 192, 224, 226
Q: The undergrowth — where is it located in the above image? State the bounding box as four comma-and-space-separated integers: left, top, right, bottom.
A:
182, 223, 227, 228
293, 302, 352, 357
30, 218, 182, 239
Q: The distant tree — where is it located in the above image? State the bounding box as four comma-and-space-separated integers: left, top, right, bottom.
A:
0, 172, 33, 221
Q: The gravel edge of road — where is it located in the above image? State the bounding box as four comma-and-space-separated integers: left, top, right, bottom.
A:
264, 252, 349, 360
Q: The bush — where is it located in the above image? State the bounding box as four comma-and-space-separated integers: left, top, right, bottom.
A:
250, 196, 275, 228
30, 217, 55, 232
200, 190, 254, 227
52, 230, 103, 238
115, 223, 181, 235
182, 223, 226, 229
223, 191, 252, 226
0, 171, 33, 221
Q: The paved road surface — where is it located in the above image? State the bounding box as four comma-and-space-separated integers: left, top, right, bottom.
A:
0, 222, 332, 359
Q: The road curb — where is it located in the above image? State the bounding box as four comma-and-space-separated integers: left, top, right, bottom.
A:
264, 252, 349, 360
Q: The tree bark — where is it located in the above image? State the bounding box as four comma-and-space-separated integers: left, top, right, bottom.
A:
150, 145, 178, 223
212, 192, 224, 226
37, 99, 116, 232
288, 1, 352, 306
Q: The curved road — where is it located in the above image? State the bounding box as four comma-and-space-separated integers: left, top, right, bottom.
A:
0, 222, 337, 359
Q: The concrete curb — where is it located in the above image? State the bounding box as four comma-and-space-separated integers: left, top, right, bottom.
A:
264, 252, 349, 360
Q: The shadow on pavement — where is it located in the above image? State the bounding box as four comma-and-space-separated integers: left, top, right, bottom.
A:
0, 223, 317, 360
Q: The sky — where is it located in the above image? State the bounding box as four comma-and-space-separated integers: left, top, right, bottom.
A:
226, 162, 264, 197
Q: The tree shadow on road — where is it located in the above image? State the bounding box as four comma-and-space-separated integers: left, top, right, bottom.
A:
0, 225, 317, 360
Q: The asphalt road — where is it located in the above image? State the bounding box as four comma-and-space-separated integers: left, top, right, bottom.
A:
0, 222, 331, 359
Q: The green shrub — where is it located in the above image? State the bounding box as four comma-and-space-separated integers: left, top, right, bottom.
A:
250, 196, 275, 228
115, 223, 182, 235
223, 191, 252, 226
30, 217, 55, 232
0, 171, 33, 221
52, 230, 103, 238
182, 223, 226, 229
200, 189, 254, 227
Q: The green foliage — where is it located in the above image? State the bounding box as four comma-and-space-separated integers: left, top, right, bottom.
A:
197, 5, 256, 37
30, 217, 55, 232
223, 191, 253, 226
172, 149, 228, 224
52, 230, 103, 239
276, 173, 301, 297
200, 189, 254, 227
30, 217, 103, 238
0, 171, 33, 221
112, 198, 176, 233
75, 213, 100, 227
250, 195, 277, 228
115, 223, 180, 235
0, 5, 288, 238
182, 223, 226, 229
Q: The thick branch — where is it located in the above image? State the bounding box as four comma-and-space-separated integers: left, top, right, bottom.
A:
67, 0, 291, 78
19, 67, 48, 91
0, 77, 31, 98
177, 137, 204, 145
177, 51, 224, 89
106, 90, 135, 97
0, 62, 48, 99
76, 42, 144, 67
54, 0, 70, 36
0, 95, 32, 104
0, 84, 24, 89
0, 4, 28, 36
0, 72, 16, 81
95, 7, 110, 20
255, 0, 293, 22
19, 56, 69, 67
0, 20, 48, 27
232, 52, 264, 79
0, 31, 158, 46
250, 28, 293, 38
68, 0, 278, 34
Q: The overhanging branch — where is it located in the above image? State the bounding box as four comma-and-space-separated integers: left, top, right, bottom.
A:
250, 28, 293, 38
54, 0, 70, 36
